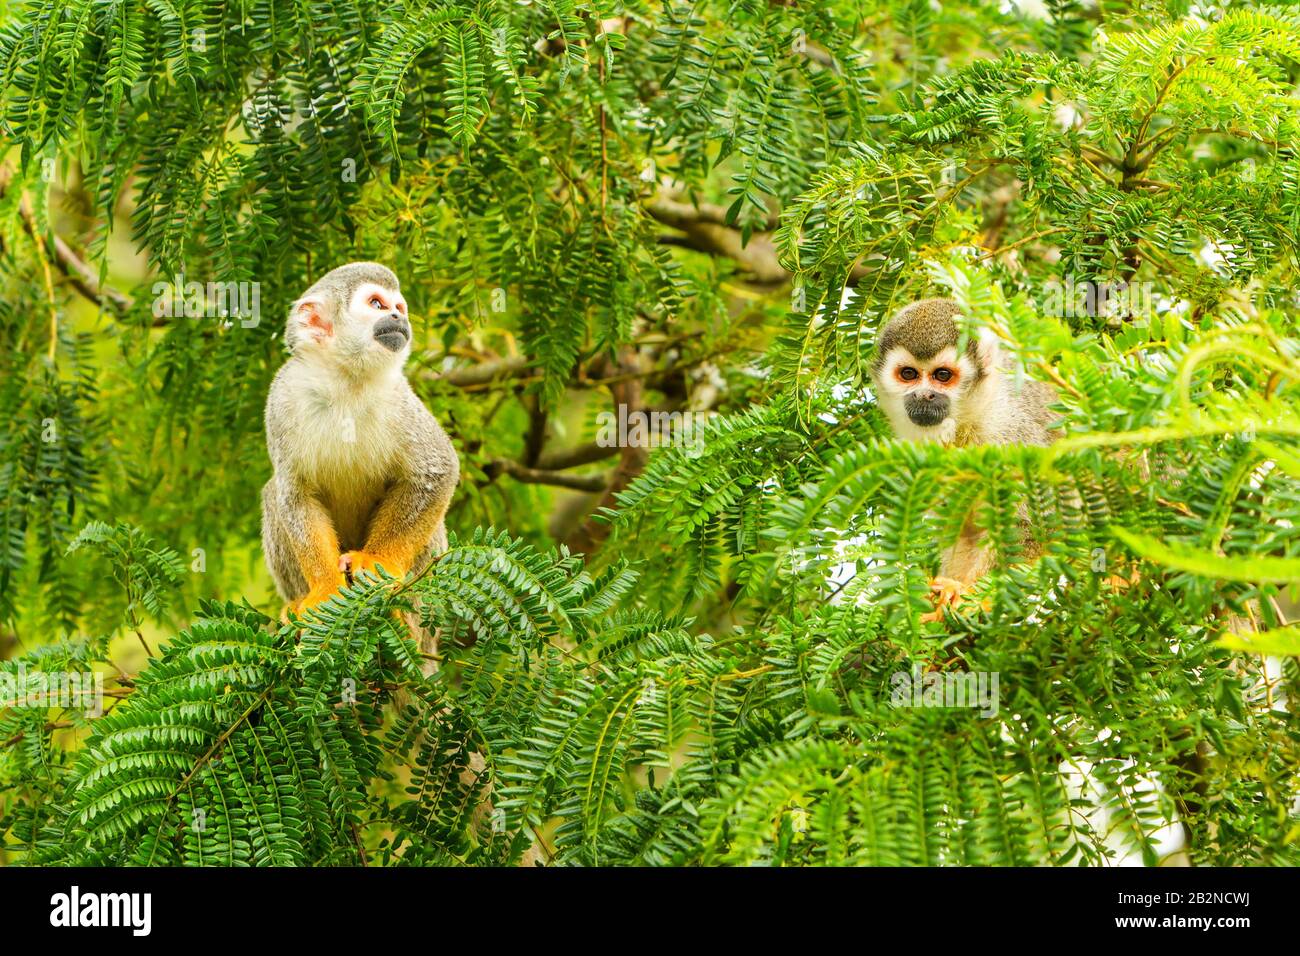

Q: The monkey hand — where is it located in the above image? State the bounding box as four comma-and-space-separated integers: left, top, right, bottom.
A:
1102, 564, 1142, 591
339, 550, 406, 583
339, 551, 417, 640
920, 576, 992, 623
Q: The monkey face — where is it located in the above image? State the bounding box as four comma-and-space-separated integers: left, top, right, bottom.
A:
287, 265, 413, 376
871, 343, 982, 444
869, 299, 1005, 446
348, 282, 411, 355
887, 349, 962, 429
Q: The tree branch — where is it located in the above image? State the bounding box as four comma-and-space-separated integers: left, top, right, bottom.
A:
645, 195, 789, 284
45, 232, 135, 315
536, 440, 619, 471
566, 349, 651, 553
0, 166, 135, 316
485, 459, 609, 492
426, 355, 531, 387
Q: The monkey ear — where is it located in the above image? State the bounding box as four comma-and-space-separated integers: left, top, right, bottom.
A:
975, 328, 1001, 371
290, 297, 333, 346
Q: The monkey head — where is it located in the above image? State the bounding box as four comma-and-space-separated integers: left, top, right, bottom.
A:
285, 262, 412, 375
869, 298, 1001, 445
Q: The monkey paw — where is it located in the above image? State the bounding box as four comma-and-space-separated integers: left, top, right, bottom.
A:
339, 551, 405, 582
1102, 566, 1142, 591
920, 576, 991, 623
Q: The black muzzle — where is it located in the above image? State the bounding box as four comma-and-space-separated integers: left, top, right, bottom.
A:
904, 391, 949, 427
374, 315, 411, 352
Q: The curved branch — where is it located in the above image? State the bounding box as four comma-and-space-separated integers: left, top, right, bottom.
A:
485, 459, 609, 492
0, 167, 135, 316
645, 195, 789, 284
45, 232, 134, 314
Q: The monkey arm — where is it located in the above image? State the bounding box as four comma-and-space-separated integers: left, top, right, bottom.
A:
264, 475, 345, 610
351, 479, 450, 577
348, 398, 459, 580
940, 527, 998, 588
923, 500, 1056, 622
921, 516, 997, 623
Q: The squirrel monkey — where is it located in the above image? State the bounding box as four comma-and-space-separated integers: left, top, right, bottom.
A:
260, 266, 545, 862
261, 262, 459, 635
260, 267, 536, 861
870, 298, 1057, 620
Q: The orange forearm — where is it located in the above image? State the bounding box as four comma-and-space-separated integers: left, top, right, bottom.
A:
297, 500, 343, 587
359, 488, 445, 575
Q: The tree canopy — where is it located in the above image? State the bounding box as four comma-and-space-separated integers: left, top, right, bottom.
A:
1, 0, 1298, 866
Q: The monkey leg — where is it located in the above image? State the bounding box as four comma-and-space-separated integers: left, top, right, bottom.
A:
338, 541, 441, 668
347, 475, 453, 580
340, 489, 452, 666
296, 579, 348, 613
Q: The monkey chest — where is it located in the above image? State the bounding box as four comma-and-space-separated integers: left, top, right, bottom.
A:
290, 397, 400, 532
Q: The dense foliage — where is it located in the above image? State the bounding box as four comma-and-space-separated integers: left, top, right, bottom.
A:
1, 0, 1298, 865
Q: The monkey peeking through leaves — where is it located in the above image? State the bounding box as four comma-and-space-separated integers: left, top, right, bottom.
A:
261, 262, 459, 658
869, 297, 1058, 621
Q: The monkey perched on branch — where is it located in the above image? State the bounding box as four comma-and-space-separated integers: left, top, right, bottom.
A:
261, 262, 459, 653
260, 265, 546, 863
870, 297, 1058, 620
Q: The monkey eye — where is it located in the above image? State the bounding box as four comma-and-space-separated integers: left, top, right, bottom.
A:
369, 296, 384, 309
932, 368, 954, 383
898, 366, 919, 381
